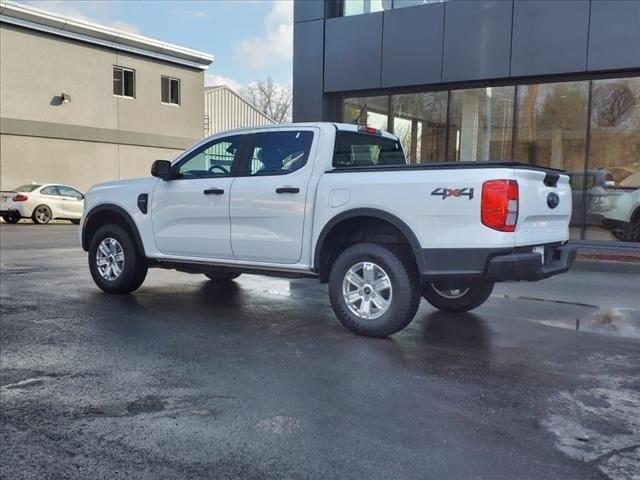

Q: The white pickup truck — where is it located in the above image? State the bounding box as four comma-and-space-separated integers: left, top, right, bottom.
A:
81, 123, 576, 337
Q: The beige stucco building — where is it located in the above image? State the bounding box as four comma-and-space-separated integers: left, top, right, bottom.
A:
0, 1, 213, 191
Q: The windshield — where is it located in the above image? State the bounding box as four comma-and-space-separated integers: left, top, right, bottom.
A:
13, 184, 41, 192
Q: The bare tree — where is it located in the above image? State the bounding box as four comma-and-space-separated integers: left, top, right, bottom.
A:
243, 78, 292, 123
593, 83, 635, 127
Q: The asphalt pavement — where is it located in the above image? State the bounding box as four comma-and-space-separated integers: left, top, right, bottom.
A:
1, 224, 639, 480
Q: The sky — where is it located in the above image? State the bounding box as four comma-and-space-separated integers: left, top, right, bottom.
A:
22, 0, 294, 92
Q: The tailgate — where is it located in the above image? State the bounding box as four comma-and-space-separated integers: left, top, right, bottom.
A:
514, 169, 571, 246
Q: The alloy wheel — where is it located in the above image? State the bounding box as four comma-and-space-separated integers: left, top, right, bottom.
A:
96, 237, 125, 281
34, 206, 51, 223
342, 261, 393, 320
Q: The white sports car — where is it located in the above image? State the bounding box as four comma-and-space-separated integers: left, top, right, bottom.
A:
0, 183, 84, 225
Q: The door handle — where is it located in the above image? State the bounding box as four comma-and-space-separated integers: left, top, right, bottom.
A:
275, 187, 300, 194
203, 188, 224, 195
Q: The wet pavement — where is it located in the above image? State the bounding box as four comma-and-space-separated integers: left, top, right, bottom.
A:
1, 224, 639, 480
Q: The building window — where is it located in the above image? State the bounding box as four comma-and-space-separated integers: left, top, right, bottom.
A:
342, 96, 389, 130
513, 81, 589, 240
513, 82, 588, 171
161, 76, 181, 105
343, 0, 389, 16
393, 0, 446, 9
391, 92, 448, 163
113, 66, 135, 98
340, 76, 640, 245
585, 77, 640, 243
342, 0, 446, 16
449, 86, 514, 162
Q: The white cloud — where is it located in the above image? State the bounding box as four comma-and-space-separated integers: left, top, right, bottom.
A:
234, 0, 293, 70
25, 1, 143, 34
106, 20, 143, 35
205, 73, 244, 93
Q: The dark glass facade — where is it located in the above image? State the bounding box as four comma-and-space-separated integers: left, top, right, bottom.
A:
341, 77, 640, 243
293, 0, 640, 246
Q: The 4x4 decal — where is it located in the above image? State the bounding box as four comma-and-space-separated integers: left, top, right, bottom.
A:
431, 187, 474, 200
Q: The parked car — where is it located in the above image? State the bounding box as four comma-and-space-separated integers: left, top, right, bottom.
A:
568, 170, 640, 242
567, 170, 613, 228
588, 172, 640, 242
0, 183, 84, 224
80, 123, 576, 337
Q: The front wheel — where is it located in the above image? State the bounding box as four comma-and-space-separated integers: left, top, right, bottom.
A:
422, 281, 494, 312
88, 224, 147, 294
328, 243, 421, 338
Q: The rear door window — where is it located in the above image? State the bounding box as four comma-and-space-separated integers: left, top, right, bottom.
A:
57, 186, 83, 199
246, 130, 314, 176
40, 186, 60, 196
333, 132, 406, 168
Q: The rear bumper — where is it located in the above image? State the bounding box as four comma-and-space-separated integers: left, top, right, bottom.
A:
0, 207, 20, 216
485, 245, 577, 281
416, 243, 576, 282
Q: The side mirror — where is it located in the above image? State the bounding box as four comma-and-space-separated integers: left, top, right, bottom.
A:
151, 160, 172, 180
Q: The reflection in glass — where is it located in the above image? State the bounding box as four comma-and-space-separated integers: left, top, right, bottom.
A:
343, 0, 391, 16
342, 96, 389, 131
393, 0, 447, 9
514, 81, 588, 239
391, 92, 448, 163
339, 77, 638, 245
514, 82, 588, 170
448, 87, 514, 162
585, 77, 640, 243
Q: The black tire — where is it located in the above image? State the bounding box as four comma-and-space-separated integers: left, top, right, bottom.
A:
422, 281, 494, 313
31, 204, 52, 224
88, 224, 147, 294
70, 219, 81, 225
2, 213, 20, 224
611, 218, 640, 243
204, 272, 241, 282
328, 243, 421, 338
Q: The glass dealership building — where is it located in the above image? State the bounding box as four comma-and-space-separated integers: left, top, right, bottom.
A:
292, 0, 640, 247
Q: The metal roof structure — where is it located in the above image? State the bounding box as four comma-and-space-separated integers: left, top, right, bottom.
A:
0, 0, 213, 69
204, 85, 275, 136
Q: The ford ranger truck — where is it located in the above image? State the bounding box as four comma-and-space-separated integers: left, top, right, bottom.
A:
80, 123, 576, 338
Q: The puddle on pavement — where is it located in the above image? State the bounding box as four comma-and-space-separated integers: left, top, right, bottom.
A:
536, 307, 640, 339
239, 277, 292, 297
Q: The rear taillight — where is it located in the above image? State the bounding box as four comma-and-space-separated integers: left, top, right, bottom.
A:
481, 180, 518, 232
12, 194, 28, 202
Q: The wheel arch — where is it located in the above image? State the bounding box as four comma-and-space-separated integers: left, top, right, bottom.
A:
313, 208, 421, 282
82, 204, 145, 256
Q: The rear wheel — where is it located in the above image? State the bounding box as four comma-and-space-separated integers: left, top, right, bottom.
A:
422, 281, 494, 312
88, 224, 147, 294
204, 272, 241, 282
2, 213, 20, 224
328, 243, 420, 338
32, 205, 52, 224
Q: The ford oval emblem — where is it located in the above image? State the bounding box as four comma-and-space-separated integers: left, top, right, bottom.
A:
547, 192, 560, 209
